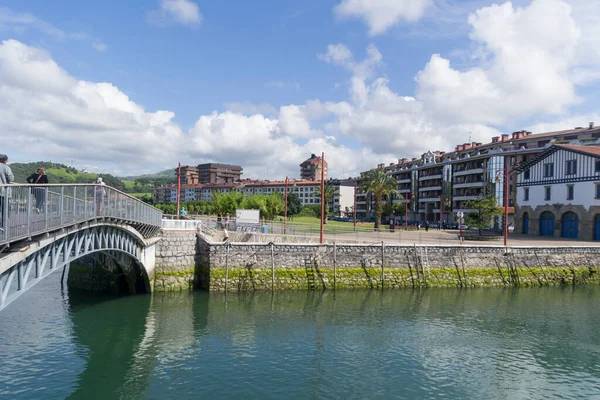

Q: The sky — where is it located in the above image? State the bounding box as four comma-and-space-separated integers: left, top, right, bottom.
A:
1, 0, 600, 180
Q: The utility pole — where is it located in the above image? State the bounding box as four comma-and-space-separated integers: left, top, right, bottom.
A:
504, 162, 509, 247
177, 162, 181, 220
320, 152, 325, 244
284, 176, 288, 234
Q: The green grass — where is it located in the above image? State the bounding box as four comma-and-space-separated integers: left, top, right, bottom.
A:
275, 216, 376, 234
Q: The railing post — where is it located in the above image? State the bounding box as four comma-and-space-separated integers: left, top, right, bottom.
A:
27, 186, 32, 235
73, 186, 77, 221
59, 186, 64, 227
84, 186, 88, 218
44, 187, 48, 231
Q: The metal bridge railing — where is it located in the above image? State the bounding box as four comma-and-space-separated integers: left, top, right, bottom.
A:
0, 184, 163, 245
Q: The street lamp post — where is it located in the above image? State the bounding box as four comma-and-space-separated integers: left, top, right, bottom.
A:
404, 192, 409, 231
353, 182, 357, 232
495, 164, 510, 247
319, 152, 325, 244
176, 162, 181, 220
504, 163, 509, 247
284, 176, 288, 235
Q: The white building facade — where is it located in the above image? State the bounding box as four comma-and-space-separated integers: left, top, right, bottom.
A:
515, 144, 600, 240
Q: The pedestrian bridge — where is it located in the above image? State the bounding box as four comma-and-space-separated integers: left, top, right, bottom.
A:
0, 184, 163, 311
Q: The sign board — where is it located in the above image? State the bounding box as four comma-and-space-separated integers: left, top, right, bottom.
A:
236, 209, 260, 224
235, 209, 260, 232
456, 211, 464, 218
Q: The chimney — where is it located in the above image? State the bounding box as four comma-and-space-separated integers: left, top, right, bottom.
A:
389, 163, 394, 166
590, 122, 595, 129
492, 136, 500, 143
476, 142, 482, 146
411, 158, 417, 161
464, 143, 472, 149
511, 132, 519, 139
456, 145, 464, 152
501, 134, 509, 141
377, 163, 384, 169
471, 142, 478, 147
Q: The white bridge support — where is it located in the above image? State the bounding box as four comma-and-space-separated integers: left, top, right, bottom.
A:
0, 222, 160, 311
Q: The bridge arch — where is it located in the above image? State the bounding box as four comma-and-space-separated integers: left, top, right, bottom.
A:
0, 223, 156, 311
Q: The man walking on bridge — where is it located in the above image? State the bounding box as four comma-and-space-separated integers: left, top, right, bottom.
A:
0, 154, 14, 233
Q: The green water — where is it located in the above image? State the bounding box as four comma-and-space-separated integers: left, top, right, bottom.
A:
2, 272, 600, 399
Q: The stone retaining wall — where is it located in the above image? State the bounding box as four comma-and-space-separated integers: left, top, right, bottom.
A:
202, 243, 600, 291
155, 230, 600, 291
154, 230, 200, 291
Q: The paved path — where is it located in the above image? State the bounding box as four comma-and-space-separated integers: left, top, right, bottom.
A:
316, 229, 600, 246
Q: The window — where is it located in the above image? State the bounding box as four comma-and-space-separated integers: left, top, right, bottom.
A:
566, 159, 577, 175
567, 185, 574, 200
524, 188, 529, 201
524, 169, 531, 180
545, 187, 551, 201
596, 160, 600, 173
543, 163, 554, 178
597, 184, 600, 199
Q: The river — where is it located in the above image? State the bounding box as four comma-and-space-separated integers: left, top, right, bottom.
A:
1, 272, 600, 399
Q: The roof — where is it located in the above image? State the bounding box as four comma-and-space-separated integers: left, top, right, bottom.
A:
513, 126, 600, 142
514, 144, 600, 173
556, 144, 600, 157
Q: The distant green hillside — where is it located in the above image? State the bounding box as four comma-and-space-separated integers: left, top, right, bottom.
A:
118, 168, 175, 180
9, 162, 176, 194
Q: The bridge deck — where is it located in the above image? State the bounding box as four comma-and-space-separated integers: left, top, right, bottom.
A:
0, 184, 163, 247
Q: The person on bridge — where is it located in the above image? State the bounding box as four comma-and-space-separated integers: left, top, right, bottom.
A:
0, 154, 14, 233
27, 167, 49, 213
95, 177, 107, 216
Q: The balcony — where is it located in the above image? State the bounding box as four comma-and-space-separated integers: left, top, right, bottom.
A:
419, 197, 442, 203
396, 178, 411, 184
453, 181, 484, 189
397, 188, 411, 193
453, 195, 479, 201
453, 168, 484, 177
419, 185, 442, 192
419, 174, 443, 181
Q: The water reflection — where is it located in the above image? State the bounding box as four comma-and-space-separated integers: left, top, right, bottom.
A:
2, 281, 600, 399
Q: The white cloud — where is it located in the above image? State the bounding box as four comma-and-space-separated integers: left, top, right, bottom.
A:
415, 0, 581, 125
0, 40, 182, 172
148, 0, 202, 27
319, 43, 382, 79
0, 8, 107, 52
334, 0, 433, 35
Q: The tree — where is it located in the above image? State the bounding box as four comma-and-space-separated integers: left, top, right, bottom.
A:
313, 183, 340, 223
286, 193, 302, 218
264, 193, 285, 220
383, 200, 406, 221
210, 191, 245, 216
464, 194, 503, 236
360, 168, 398, 230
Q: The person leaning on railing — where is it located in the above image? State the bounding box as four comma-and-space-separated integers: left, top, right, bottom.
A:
0, 154, 14, 232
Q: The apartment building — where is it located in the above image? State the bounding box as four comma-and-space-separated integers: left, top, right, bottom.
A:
197, 163, 243, 184
355, 123, 600, 227
300, 154, 328, 181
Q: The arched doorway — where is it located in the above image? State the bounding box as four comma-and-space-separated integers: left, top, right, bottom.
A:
540, 211, 555, 237
561, 212, 579, 239
522, 212, 529, 234
594, 215, 600, 241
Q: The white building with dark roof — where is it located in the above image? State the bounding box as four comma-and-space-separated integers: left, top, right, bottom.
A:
514, 144, 600, 240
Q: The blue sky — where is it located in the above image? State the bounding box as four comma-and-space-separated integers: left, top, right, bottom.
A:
1, 0, 599, 179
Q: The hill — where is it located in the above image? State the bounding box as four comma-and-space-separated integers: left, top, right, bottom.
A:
9, 162, 176, 194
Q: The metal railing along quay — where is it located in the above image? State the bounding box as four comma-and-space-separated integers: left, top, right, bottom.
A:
0, 184, 163, 246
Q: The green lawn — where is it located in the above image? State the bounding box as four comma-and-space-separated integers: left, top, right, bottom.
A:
274, 216, 376, 234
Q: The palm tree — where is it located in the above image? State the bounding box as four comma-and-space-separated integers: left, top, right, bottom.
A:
313, 182, 340, 224
361, 168, 398, 230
